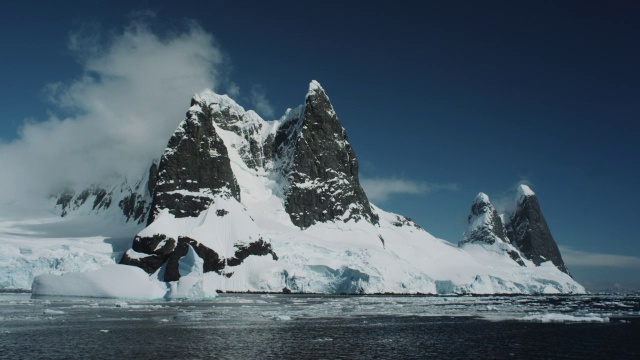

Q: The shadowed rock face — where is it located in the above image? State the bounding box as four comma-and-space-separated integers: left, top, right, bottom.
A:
507, 188, 570, 275
120, 235, 277, 281
146, 97, 240, 224
275, 82, 378, 229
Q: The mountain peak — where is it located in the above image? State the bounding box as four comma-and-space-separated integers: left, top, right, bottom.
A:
517, 184, 535, 202
460, 191, 513, 248
507, 185, 570, 275
306, 80, 327, 99
474, 192, 490, 204
193, 89, 246, 116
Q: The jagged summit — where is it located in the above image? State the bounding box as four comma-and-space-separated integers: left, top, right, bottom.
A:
307, 79, 325, 97
517, 184, 535, 202
275, 80, 378, 228
195, 89, 247, 116
460, 192, 507, 246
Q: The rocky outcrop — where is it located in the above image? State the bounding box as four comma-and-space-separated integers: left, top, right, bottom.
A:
120, 234, 277, 282
459, 193, 509, 246
146, 95, 241, 224
507, 185, 570, 275
275, 81, 378, 229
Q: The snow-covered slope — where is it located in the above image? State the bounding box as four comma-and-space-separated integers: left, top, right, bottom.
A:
9, 81, 584, 296
51, 164, 155, 225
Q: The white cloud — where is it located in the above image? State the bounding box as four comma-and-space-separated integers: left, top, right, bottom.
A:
559, 246, 640, 269
250, 85, 275, 118
0, 19, 224, 212
361, 178, 458, 203
227, 82, 241, 98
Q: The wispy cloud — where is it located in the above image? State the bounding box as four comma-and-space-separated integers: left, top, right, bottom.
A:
226, 82, 241, 98
250, 85, 275, 118
490, 178, 534, 215
0, 17, 224, 211
559, 246, 640, 269
361, 178, 458, 203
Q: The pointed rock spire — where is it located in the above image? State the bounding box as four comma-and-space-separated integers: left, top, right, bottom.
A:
145, 97, 241, 224
459, 192, 510, 246
275, 81, 378, 228
507, 185, 570, 275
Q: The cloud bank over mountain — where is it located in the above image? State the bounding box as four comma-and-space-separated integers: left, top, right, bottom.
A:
0, 20, 224, 212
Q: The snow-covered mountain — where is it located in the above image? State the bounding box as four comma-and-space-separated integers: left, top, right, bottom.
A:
52, 165, 154, 225
20, 81, 584, 297
457, 185, 572, 277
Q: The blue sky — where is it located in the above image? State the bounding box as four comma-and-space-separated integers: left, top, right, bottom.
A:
1, 1, 639, 291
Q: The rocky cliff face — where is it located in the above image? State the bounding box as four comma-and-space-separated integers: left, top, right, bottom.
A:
275, 81, 378, 229
145, 94, 241, 224
507, 185, 570, 275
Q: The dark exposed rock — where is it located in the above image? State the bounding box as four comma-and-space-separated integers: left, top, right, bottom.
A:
216, 209, 229, 217
391, 215, 422, 229
123, 234, 277, 281
120, 234, 176, 274
275, 82, 378, 229
55, 186, 116, 217
147, 97, 241, 224
161, 238, 276, 281
459, 193, 509, 246
131, 234, 176, 256
75, 189, 92, 209
55, 190, 74, 217
118, 193, 147, 224
119, 253, 166, 275
507, 185, 570, 275
147, 162, 158, 196
507, 250, 526, 266
53, 174, 151, 223
92, 188, 110, 210
226, 239, 278, 267
177, 237, 225, 275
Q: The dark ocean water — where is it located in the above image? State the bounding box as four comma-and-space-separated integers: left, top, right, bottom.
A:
1, 294, 638, 359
